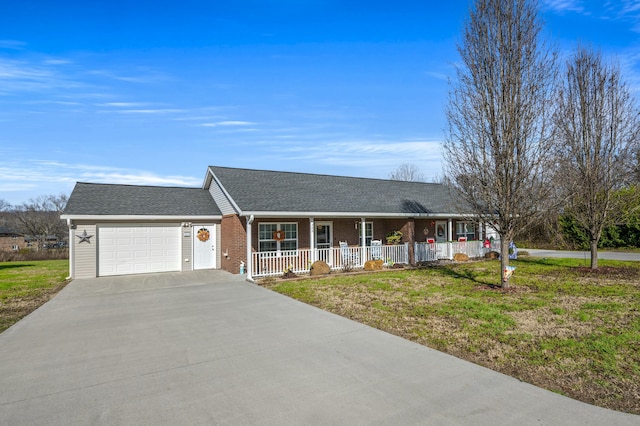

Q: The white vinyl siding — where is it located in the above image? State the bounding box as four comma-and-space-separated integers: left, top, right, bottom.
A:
74, 224, 97, 279
208, 179, 237, 215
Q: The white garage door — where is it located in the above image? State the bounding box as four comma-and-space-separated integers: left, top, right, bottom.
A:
98, 224, 181, 276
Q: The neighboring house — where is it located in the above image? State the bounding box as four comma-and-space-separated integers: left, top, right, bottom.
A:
0, 226, 26, 252
62, 166, 488, 279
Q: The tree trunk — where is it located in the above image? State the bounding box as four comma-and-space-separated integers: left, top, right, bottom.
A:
500, 238, 510, 289
590, 239, 599, 269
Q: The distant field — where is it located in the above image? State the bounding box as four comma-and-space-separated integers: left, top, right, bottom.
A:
0, 260, 69, 333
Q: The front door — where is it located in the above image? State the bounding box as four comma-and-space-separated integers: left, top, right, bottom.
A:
435, 221, 447, 259
435, 221, 447, 243
315, 222, 333, 265
193, 224, 216, 269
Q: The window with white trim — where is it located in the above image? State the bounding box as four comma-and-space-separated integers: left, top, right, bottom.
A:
357, 222, 374, 246
11, 245, 19, 251
455, 222, 475, 240
258, 223, 298, 252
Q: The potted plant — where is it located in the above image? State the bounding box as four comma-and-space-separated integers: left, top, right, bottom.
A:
386, 230, 403, 245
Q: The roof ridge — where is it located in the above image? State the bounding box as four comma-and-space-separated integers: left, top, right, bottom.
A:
75, 182, 203, 190
209, 166, 442, 186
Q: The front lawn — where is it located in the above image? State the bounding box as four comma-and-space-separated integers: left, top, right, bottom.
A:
0, 260, 70, 333
263, 257, 640, 414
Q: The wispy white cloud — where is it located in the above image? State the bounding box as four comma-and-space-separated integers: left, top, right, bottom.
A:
86, 68, 170, 84
200, 120, 256, 127
543, 0, 586, 14
0, 160, 201, 201
424, 71, 449, 81
258, 139, 444, 180
620, 0, 640, 15
0, 40, 27, 50
111, 108, 186, 114
0, 57, 88, 95
98, 102, 151, 107
43, 58, 72, 65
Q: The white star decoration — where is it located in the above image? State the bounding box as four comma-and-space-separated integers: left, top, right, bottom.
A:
77, 230, 93, 244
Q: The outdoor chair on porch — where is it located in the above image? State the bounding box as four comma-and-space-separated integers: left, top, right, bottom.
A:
339, 241, 359, 267
371, 239, 382, 260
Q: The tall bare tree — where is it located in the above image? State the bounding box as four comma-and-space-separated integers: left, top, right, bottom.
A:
554, 46, 640, 269
14, 194, 68, 250
0, 199, 11, 227
389, 163, 425, 182
444, 0, 558, 287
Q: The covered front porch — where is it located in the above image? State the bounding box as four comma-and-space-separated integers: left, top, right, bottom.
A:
245, 216, 495, 278
252, 243, 410, 277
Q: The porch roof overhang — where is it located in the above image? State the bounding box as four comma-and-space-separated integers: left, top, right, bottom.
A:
238, 211, 475, 219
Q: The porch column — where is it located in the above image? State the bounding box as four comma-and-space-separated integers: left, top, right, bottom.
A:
309, 217, 315, 262
246, 215, 254, 280
479, 221, 483, 240
361, 217, 366, 266
448, 218, 453, 260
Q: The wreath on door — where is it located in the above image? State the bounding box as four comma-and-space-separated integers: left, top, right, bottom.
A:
273, 230, 285, 241
197, 227, 210, 242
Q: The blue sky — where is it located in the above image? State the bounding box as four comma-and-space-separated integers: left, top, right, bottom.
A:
1, 0, 640, 205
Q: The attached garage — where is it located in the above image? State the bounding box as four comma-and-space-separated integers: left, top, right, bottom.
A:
62, 183, 222, 279
98, 224, 181, 276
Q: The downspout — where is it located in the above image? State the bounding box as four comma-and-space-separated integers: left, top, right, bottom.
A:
246, 215, 255, 282
66, 218, 74, 280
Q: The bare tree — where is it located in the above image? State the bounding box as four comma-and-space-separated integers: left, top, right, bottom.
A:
0, 199, 11, 227
444, 0, 558, 287
554, 46, 640, 269
14, 194, 69, 250
389, 163, 425, 182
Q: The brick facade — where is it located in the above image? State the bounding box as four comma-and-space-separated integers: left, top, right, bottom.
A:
228, 216, 480, 274
0, 235, 25, 252
220, 214, 247, 274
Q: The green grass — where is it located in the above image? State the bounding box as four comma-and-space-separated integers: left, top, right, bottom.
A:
0, 260, 69, 332
263, 258, 640, 414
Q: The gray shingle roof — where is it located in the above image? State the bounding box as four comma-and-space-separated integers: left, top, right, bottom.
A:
209, 166, 466, 215
0, 226, 20, 236
63, 183, 221, 216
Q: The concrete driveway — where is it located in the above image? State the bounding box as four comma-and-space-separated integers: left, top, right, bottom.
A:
0, 270, 637, 425
524, 248, 640, 262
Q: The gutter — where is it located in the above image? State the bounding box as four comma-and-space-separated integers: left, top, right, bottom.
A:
239, 211, 477, 219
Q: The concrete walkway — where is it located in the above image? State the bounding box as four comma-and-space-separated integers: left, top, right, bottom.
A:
0, 270, 637, 425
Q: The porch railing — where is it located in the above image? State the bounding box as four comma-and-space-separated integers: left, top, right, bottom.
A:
251, 243, 409, 277
414, 240, 494, 262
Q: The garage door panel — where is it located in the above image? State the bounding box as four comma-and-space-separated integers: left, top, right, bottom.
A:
99, 225, 181, 276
